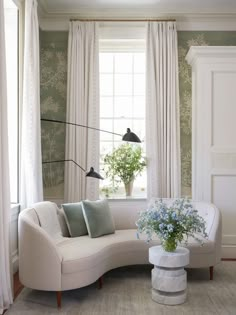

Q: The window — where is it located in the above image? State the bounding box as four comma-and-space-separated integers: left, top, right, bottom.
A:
99, 40, 146, 199
4, 0, 19, 203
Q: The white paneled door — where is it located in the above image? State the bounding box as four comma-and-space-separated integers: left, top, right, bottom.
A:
186, 46, 236, 258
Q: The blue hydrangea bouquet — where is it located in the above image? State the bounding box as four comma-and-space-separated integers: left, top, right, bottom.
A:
136, 198, 207, 252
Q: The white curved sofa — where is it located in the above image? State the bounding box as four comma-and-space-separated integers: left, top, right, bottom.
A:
18, 200, 222, 307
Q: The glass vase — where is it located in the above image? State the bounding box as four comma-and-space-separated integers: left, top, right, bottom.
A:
162, 238, 177, 252
124, 179, 134, 197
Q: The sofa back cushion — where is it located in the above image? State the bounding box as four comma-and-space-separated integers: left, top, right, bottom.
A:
62, 202, 88, 237
110, 207, 139, 230
32, 201, 63, 242
57, 207, 70, 237
25, 199, 216, 240
82, 199, 115, 238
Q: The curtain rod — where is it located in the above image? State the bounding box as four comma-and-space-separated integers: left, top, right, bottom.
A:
70, 18, 176, 22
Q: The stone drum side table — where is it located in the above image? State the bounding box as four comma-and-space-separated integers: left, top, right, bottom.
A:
149, 245, 190, 305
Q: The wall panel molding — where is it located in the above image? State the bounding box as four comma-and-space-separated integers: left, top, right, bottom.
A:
187, 47, 236, 258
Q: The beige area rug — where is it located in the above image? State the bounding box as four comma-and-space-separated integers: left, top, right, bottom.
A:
6, 262, 236, 315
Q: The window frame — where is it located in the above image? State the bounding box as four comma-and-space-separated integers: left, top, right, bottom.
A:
99, 38, 147, 200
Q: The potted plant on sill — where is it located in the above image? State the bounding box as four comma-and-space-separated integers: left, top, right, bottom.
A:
103, 143, 146, 197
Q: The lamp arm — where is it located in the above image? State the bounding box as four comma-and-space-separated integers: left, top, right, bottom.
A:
41, 118, 122, 137
42, 159, 86, 172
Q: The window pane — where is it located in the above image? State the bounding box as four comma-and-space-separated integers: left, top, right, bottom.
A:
114, 97, 132, 118
134, 96, 145, 118
134, 74, 145, 95
100, 119, 113, 141
4, 1, 18, 203
114, 119, 132, 141
133, 171, 147, 196
100, 141, 113, 157
133, 120, 145, 142
114, 74, 132, 96
99, 53, 113, 73
100, 74, 113, 95
100, 97, 113, 118
99, 50, 146, 199
114, 53, 132, 73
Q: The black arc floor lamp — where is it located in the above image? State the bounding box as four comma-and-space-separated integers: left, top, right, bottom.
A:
41, 118, 141, 180
42, 159, 104, 180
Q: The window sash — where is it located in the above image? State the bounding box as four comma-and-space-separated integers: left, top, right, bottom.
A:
99, 46, 146, 199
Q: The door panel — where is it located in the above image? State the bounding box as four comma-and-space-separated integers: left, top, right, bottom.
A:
186, 46, 236, 258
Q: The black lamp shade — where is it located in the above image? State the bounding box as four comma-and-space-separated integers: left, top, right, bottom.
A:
86, 167, 104, 180
122, 128, 141, 143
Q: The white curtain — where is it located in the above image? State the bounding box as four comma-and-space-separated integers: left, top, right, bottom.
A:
20, 0, 43, 208
146, 22, 181, 199
64, 21, 100, 202
0, 0, 13, 312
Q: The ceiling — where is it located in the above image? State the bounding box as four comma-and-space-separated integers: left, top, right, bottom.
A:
38, 0, 236, 15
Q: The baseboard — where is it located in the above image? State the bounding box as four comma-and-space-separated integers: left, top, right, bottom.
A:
221, 245, 236, 259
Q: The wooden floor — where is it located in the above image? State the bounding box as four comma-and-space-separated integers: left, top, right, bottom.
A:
13, 272, 24, 300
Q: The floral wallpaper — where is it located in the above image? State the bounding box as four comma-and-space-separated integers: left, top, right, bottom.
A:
40, 31, 68, 199
40, 30, 236, 199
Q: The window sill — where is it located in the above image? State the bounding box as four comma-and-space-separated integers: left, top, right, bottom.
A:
105, 197, 147, 202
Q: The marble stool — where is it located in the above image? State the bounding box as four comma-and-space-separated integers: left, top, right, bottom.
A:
149, 245, 190, 305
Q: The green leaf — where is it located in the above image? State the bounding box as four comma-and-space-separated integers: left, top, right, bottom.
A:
103, 143, 146, 185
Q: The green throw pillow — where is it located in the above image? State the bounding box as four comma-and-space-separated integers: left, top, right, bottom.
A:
82, 199, 115, 238
62, 202, 88, 237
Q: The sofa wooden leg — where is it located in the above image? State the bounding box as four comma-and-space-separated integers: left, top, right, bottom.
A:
98, 276, 103, 289
56, 291, 62, 308
209, 266, 214, 280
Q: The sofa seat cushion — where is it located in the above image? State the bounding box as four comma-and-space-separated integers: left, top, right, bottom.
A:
57, 229, 157, 274
56, 230, 213, 275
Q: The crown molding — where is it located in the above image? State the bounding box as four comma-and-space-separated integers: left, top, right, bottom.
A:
37, 0, 236, 32
38, 1, 236, 16
186, 46, 236, 68
38, 12, 236, 31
